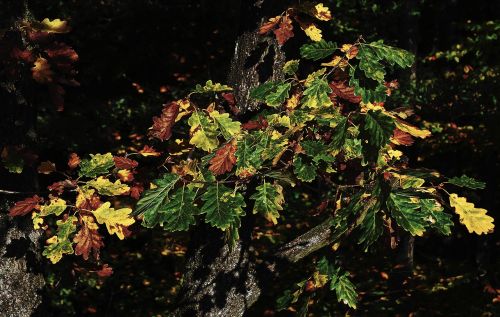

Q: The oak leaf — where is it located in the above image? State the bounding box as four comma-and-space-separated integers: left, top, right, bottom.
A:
274, 15, 294, 45
9, 195, 42, 217
449, 194, 494, 235
73, 215, 104, 260
208, 140, 237, 175
329, 81, 361, 103
92, 202, 135, 240
68, 153, 81, 169
32, 57, 53, 84
113, 156, 138, 169
150, 102, 180, 141
259, 16, 281, 34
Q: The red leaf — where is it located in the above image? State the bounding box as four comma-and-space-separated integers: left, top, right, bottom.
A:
37, 161, 56, 174
208, 140, 237, 175
241, 116, 268, 131
68, 152, 81, 169
273, 15, 294, 45
48, 180, 77, 194
329, 81, 361, 103
391, 129, 414, 146
45, 42, 78, 62
149, 102, 180, 141
74, 215, 104, 261
96, 264, 113, 277
130, 183, 144, 200
113, 156, 138, 169
258, 16, 281, 35
9, 195, 41, 217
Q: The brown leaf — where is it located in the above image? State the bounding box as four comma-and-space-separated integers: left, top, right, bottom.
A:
139, 145, 161, 157
96, 264, 113, 277
45, 42, 78, 62
9, 195, 41, 217
273, 15, 294, 45
37, 161, 56, 174
113, 156, 138, 169
258, 16, 281, 35
130, 183, 144, 200
391, 129, 414, 146
208, 140, 237, 175
74, 215, 104, 261
32, 57, 53, 84
329, 81, 361, 103
47, 180, 77, 194
149, 102, 180, 141
241, 116, 268, 131
117, 169, 134, 183
68, 152, 81, 169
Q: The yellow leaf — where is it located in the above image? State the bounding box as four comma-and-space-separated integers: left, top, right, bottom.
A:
35, 18, 71, 33
40, 198, 67, 216
313, 3, 332, 21
32, 57, 53, 84
76, 188, 95, 209
286, 93, 300, 110
313, 271, 329, 288
387, 149, 403, 160
395, 121, 431, 139
32, 212, 44, 230
302, 24, 322, 42
449, 193, 494, 235
87, 177, 130, 196
321, 56, 348, 69
93, 202, 135, 240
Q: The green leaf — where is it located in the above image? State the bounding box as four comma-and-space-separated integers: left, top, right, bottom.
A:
331, 272, 358, 309
355, 41, 414, 83
301, 140, 334, 163
201, 183, 246, 230
317, 257, 358, 309
42, 216, 77, 264
301, 78, 332, 108
276, 290, 293, 311
250, 181, 284, 224
235, 132, 267, 177
266, 82, 291, 107
209, 110, 241, 139
349, 67, 388, 103
188, 111, 219, 152
293, 156, 317, 182
364, 110, 395, 149
343, 138, 363, 160
448, 175, 486, 189
134, 173, 180, 227
283, 59, 300, 75
192, 80, 232, 94
366, 41, 414, 68
357, 198, 383, 251
40, 198, 67, 216
387, 192, 427, 236
420, 198, 453, 235
79, 153, 114, 178
250, 81, 291, 107
330, 117, 348, 149
300, 40, 337, 60
159, 186, 200, 231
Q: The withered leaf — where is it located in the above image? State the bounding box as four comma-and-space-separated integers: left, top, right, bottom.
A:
208, 140, 237, 175
149, 102, 180, 141
9, 195, 42, 217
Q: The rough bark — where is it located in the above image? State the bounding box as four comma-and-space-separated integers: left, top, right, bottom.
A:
0, 208, 45, 317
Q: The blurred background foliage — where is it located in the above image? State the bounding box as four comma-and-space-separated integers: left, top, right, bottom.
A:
2, 0, 498, 315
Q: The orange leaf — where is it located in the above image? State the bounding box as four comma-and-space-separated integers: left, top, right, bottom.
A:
68, 153, 81, 169
149, 102, 180, 141
96, 264, 113, 277
258, 16, 281, 34
273, 15, 294, 45
37, 161, 56, 174
74, 215, 104, 261
32, 57, 53, 84
391, 129, 414, 146
113, 156, 138, 169
329, 81, 361, 103
9, 195, 41, 217
208, 140, 237, 175
139, 145, 161, 157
